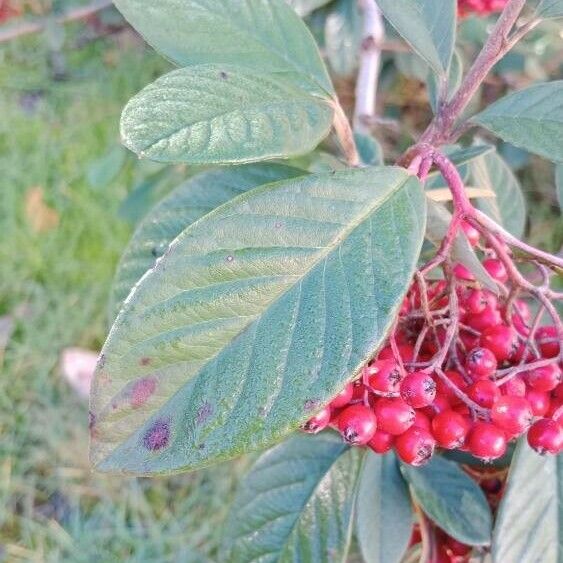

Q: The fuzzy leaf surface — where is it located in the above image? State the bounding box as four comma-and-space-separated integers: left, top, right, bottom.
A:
536, 0, 563, 19
222, 433, 362, 562
90, 167, 426, 474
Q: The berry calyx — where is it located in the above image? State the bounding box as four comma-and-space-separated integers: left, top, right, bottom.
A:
527, 419, 563, 455
374, 398, 415, 435
395, 427, 436, 466
364, 360, 402, 396
337, 405, 377, 445
468, 422, 507, 461
400, 371, 437, 408
302, 407, 331, 434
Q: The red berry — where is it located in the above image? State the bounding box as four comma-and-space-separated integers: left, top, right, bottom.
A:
525, 388, 551, 417
500, 375, 526, 397
525, 364, 562, 392
454, 263, 475, 281
374, 398, 415, 435
553, 383, 563, 401
378, 344, 415, 363
467, 380, 500, 408
436, 370, 466, 406
483, 258, 508, 283
468, 422, 507, 461
365, 360, 402, 396
367, 430, 395, 454
395, 427, 436, 466
431, 410, 470, 449
329, 383, 354, 408
464, 290, 497, 315
465, 306, 502, 332
535, 326, 560, 359
465, 347, 497, 380
527, 419, 563, 455
422, 393, 451, 417
337, 405, 377, 445
461, 221, 480, 247
445, 536, 472, 556
480, 477, 503, 494
412, 410, 432, 431
491, 396, 533, 434
302, 407, 331, 434
400, 371, 437, 408
480, 324, 516, 362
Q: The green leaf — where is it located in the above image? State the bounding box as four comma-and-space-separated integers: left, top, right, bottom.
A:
425, 199, 497, 291
473, 81, 563, 162
556, 164, 563, 210
113, 0, 333, 95
470, 149, 527, 239
536, 0, 563, 19
90, 167, 426, 474
491, 440, 561, 562
377, 0, 456, 76
356, 452, 413, 563
427, 50, 462, 114
400, 455, 492, 545
222, 433, 362, 562
354, 132, 384, 166
120, 65, 334, 165
87, 145, 128, 189
325, 0, 362, 77
111, 164, 307, 319
287, 0, 332, 17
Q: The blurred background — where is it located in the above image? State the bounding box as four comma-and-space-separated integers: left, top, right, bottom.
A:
0, 1, 561, 561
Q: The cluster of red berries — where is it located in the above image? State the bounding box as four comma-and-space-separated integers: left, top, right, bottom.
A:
302, 224, 562, 466
458, 0, 507, 17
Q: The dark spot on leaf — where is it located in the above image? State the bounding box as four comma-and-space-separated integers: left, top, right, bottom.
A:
304, 399, 319, 411
196, 402, 213, 425
131, 377, 157, 408
198, 443, 206, 450
143, 419, 170, 451
97, 353, 106, 369
88, 411, 96, 429
139, 357, 151, 366
219, 71, 228, 79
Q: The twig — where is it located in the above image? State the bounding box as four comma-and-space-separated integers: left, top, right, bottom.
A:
0, 0, 113, 43
332, 101, 360, 167
354, 0, 384, 134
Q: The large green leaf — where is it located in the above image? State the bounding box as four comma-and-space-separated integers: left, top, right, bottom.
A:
491, 440, 561, 563
120, 65, 334, 165
113, 0, 333, 95
400, 456, 492, 545
111, 164, 307, 319
325, 0, 362, 77
556, 164, 563, 210
354, 132, 384, 166
287, 0, 332, 17
427, 50, 462, 114
473, 82, 563, 163
470, 149, 526, 239
425, 199, 497, 291
222, 433, 362, 562
90, 167, 426, 474
376, 0, 456, 76
356, 452, 413, 563
536, 0, 563, 19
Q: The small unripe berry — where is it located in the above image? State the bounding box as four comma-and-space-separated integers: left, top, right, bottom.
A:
337, 405, 377, 445
302, 407, 331, 434
367, 430, 394, 454
329, 383, 354, 409
466, 380, 500, 408
395, 427, 436, 466
525, 364, 561, 392
400, 371, 437, 408
480, 324, 516, 362
468, 422, 507, 461
365, 360, 402, 396
483, 258, 508, 283
431, 410, 470, 449
527, 419, 563, 455
465, 347, 497, 380
491, 396, 533, 434
374, 398, 415, 435
535, 326, 560, 359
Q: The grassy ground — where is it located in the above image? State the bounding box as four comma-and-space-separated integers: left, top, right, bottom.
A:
0, 24, 249, 562
0, 14, 561, 563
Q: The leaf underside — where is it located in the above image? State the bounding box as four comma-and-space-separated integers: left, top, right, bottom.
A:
90, 167, 425, 475
222, 433, 362, 562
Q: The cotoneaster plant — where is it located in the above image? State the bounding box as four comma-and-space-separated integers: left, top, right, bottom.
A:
90, 1, 563, 561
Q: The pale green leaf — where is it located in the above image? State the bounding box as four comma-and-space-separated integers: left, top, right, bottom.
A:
401, 456, 493, 545
427, 50, 462, 114
473, 81, 563, 162
325, 0, 362, 77
470, 149, 527, 238
356, 452, 413, 563
354, 132, 384, 166
120, 65, 334, 165
536, 0, 563, 19
90, 167, 426, 474
113, 0, 333, 95
222, 433, 362, 562
287, 0, 332, 17
491, 440, 561, 563
377, 0, 456, 76
556, 164, 563, 210
111, 164, 307, 319
87, 145, 128, 189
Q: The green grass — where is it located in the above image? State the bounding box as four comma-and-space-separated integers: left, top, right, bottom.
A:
0, 25, 248, 562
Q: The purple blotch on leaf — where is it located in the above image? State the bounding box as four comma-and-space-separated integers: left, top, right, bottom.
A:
143, 419, 170, 451
196, 402, 213, 425
304, 399, 319, 411
219, 71, 228, 79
